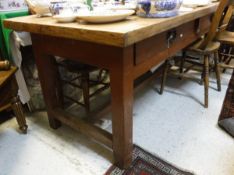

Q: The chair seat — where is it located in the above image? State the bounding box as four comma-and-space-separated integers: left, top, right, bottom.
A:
0, 67, 17, 88
0, 66, 18, 109
188, 39, 220, 54
58, 60, 97, 73
216, 30, 234, 45
216, 31, 234, 71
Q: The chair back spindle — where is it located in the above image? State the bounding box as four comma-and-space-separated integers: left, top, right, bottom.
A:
199, 0, 229, 49
218, 4, 234, 33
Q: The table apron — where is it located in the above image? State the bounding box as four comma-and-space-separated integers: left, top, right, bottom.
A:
31, 14, 211, 81
31, 34, 131, 70
133, 14, 212, 78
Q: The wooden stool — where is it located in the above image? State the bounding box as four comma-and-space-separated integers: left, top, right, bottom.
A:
0, 66, 28, 133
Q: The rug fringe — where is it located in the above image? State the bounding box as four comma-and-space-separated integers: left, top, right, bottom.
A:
134, 144, 196, 175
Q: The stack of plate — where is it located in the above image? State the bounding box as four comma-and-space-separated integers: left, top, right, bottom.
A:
53, 9, 135, 23
76, 9, 135, 23
53, 13, 77, 23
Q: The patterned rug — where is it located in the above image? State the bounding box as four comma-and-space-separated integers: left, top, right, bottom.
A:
218, 70, 234, 137
105, 145, 194, 175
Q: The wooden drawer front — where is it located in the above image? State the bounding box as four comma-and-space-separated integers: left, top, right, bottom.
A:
135, 31, 168, 65
168, 14, 211, 57
168, 21, 197, 57
135, 15, 212, 65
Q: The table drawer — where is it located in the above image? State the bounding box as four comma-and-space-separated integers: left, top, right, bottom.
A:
134, 30, 168, 65
134, 14, 212, 65
168, 14, 211, 56
168, 20, 197, 56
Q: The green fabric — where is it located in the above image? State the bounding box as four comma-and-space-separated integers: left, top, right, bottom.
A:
0, 10, 29, 60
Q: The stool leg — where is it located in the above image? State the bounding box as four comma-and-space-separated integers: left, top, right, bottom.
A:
214, 51, 221, 92
160, 60, 169, 95
11, 96, 28, 134
204, 55, 209, 108
81, 72, 90, 113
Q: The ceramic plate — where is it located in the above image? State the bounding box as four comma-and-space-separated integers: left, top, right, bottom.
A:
182, 0, 212, 8
53, 14, 77, 23
76, 10, 135, 23
108, 4, 137, 10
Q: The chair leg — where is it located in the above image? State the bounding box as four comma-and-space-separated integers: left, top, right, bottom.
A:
200, 69, 205, 85
219, 46, 226, 62
160, 59, 169, 95
200, 56, 206, 86
179, 51, 186, 79
204, 55, 209, 108
11, 96, 28, 134
81, 71, 90, 113
214, 51, 221, 92
222, 46, 233, 73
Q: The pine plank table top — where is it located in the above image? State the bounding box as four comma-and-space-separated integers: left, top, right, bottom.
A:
4, 3, 218, 47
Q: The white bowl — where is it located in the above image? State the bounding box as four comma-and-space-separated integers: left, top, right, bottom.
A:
182, 0, 211, 8
76, 9, 135, 23
53, 14, 76, 23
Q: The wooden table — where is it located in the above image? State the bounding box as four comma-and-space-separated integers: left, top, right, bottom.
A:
4, 3, 218, 169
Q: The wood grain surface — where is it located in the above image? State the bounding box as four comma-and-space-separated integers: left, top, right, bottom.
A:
4, 3, 218, 47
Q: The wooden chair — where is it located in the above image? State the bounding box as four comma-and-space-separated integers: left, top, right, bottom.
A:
160, 0, 229, 108
57, 59, 110, 113
216, 4, 234, 71
0, 63, 28, 133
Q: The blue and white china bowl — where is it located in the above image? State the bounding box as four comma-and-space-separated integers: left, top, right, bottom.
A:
155, 0, 177, 11
50, 1, 74, 15
50, 1, 89, 15
138, 0, 151, 15
137, 0, 183, 18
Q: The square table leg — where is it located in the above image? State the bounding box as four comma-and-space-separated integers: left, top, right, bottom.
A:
32, 34, 135, 169
33, 51, 63, 129
109, 46, 134, 169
